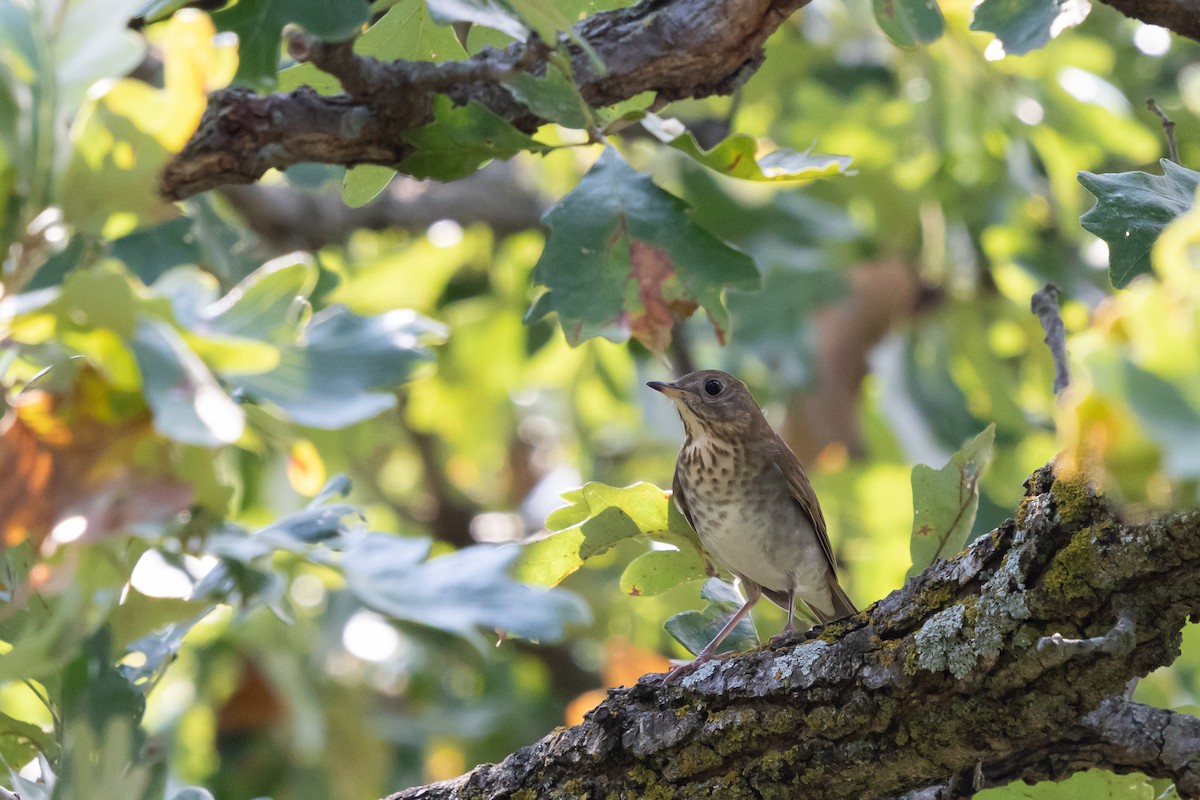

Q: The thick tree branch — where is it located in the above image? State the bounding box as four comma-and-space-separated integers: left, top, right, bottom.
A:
1095, 0, 1200, 43
160, 0, 810, 200
218, 161, 544, 254
385, 466, 1200, 799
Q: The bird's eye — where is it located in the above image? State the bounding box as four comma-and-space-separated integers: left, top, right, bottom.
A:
704, 379, 722, 396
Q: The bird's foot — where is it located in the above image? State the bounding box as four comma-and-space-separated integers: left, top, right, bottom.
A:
661, 653, 716, 685
768, 623, 797, 646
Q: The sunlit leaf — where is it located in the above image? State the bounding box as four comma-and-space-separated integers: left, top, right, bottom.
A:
0, 383, 193, 550
425, 0, 528, 40
131, 316, 246, 446
527, 147, 759, 355
343, 165, 397, 208
975, 769, 1154, 799
279, 0, 466, 94
231, 306, 445, 428
200, 255, 317, 345
58, 262, 140, 338
907, 424, 996, 578
343, 534, 591, 645
0, 709, 56, 769
873, 0, 945, 47
516, 481, 671, 586
1079, 160, 1200, 288
970, 0, 1090, 57
288, 439, 328, 496
213, 0, 371, 91
398, 96, 553, 181
619, 546, 708, 597
642, 115, 851, 182
34, 0, 147, 116
664, 578, 758, 656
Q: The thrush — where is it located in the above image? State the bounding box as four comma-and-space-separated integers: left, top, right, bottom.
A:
648, 369, 857, 682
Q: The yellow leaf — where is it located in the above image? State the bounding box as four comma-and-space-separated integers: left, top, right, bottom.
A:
287, 440, 327, 497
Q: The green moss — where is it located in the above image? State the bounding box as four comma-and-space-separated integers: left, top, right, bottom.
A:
511, 790, 537, 800
804, 706, 839, 735
1041, 529, 1102, 603
560, 778, 587, 798
797, 763, 826, 786
1050, 476, 1101, 530
666, 743, 723, 779
903, 641, 921, 676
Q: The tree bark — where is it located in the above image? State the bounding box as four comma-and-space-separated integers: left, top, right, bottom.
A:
159, 0, 810, 200
159, 0, 1200, 202
385, 465, 1200, 799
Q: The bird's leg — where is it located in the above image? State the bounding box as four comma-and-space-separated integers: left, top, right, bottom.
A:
768, 588, 798, 645
662, 584, 761, 685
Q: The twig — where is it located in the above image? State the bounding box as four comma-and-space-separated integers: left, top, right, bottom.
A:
1030, 283, 1070, 395
1037, 599, 1136, 661
1146, 98, 1180, 164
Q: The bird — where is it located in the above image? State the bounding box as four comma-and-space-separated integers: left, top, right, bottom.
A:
647, 369, 857, 682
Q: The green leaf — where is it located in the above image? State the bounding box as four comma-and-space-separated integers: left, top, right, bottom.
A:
907, 424, 996, 578
619, 546, 708, 597
120, 611, 210, 684
342, 164, 397, 208
0, 709, 57, 768
61, 628, 145, 734
664, 578, 758, 657
1079, 160, 1200, 288
872, 0, 945, 47
398, 96, 553, 181
201, 255, 317, 345
969, 0, 1091, 57
504, 65, 591, 129
527, 147, 759, 354
343, 534, 591, 646
214, 0, 371, 91
232, 306, 444, 428
46, 0, 148, 116
516, 481, 672, 586
60, 78, 182, 236
130, 316, 247, 446
111, 218, 204, 285
425, 0, 528, 40
107, 590, 213, 651
279, 0, 466, 94
975, 769, 1154, 799
1122, 361, 1200, 478
58, 262, 140, 338
641, 115, 851, 182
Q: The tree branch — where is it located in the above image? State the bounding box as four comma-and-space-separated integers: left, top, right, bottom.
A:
160, 0, 810, 200
384, 466, 1200, 799
1094, 0, 1200, 43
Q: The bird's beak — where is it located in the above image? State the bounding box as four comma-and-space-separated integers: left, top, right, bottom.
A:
647, 380, 683, 398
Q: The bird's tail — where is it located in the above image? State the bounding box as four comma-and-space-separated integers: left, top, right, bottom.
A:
810, 575, 857, 624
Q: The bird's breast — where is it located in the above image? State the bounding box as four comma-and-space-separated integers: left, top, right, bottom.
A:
678, 440, 824, 592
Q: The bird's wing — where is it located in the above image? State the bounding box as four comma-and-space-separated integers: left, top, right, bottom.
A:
768, 441, 838, 576
771, 444, 858, 617
671, 466, 696, 531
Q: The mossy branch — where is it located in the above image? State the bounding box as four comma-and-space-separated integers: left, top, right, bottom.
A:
385, 465, 1200, 799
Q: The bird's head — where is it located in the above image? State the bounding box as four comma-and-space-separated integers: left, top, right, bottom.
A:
647, 370, 762, 437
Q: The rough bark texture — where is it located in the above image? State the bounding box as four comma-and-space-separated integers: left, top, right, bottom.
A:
385, 466, 1200, 799
160, 0, 1200, 202
160, 0, 809, 200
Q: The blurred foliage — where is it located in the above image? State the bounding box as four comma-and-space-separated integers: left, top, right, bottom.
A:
1, 0, 1199, 798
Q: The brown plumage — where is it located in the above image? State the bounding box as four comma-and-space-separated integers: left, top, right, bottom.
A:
648, 369, 857, 681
